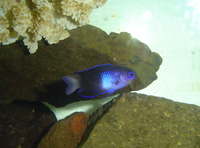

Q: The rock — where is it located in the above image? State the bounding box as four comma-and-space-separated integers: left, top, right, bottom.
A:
81, 93, 200, 148
0, 100, 56, 148
0, 25, 162, 106
38, 112, 89, 148
70, 25, 163, 90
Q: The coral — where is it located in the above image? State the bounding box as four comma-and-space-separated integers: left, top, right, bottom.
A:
0, 17, 9, 43
0, 0, 106, 53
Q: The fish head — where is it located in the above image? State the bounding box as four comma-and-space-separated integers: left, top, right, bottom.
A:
119, 67, 137, 85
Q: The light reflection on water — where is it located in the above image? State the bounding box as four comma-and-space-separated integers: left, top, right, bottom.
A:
48, 0, 200, 120
89, 0, 200, 106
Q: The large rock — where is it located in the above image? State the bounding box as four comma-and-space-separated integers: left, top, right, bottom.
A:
38, 112, 89, 148
0, 25, 162, 106
0, 100, 56, 148
81, 93, 200, 148
70, 25, 162, 90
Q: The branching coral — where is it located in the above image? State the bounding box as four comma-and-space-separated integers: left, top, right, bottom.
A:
0, 0, 107, 53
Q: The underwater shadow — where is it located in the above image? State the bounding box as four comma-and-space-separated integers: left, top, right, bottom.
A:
35, 80, 132, 108
35, 80, 85, 107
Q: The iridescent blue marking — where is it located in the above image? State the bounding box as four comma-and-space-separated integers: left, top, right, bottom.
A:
127, 71, 136, 79
101, 72, 113, 89
62, 64, 137, 98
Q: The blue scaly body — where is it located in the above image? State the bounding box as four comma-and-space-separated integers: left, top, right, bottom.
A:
62, 64, 136, 98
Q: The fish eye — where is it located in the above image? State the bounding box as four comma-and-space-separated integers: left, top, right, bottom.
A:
127, 71, 135, 78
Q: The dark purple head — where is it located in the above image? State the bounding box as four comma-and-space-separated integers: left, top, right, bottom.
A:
114, 66, 136, 89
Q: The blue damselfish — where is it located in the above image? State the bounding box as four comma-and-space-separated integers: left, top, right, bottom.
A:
62, 64, 136, 98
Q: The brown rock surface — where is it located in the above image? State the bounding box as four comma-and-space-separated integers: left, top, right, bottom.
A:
38, 112, 89, 148
81, 93, 200, 148
70, 25, 162, 90
0, 25, 162, 106
0, 100, 56, 148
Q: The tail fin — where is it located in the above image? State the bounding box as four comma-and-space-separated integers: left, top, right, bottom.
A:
62, 76, 79, 95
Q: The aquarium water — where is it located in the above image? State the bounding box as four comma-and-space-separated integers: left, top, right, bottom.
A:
48, 0, 200, 120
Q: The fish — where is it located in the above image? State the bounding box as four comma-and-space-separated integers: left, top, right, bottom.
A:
62, 64, 136, 98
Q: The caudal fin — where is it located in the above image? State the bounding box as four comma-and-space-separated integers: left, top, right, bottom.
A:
62, 76, 79, 95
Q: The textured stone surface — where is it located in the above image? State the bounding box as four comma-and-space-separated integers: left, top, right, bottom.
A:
81, 93, 200, 148
0, 25, 162, 106
38, 112, 89, 148
0, 100, 56, 148
70, 25, 162, 90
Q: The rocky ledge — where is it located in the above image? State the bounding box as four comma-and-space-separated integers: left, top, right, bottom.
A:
0, 24, 165, 147
34, 93, 200, 148
0, 25, 162, 107
81, 93, 200, 148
